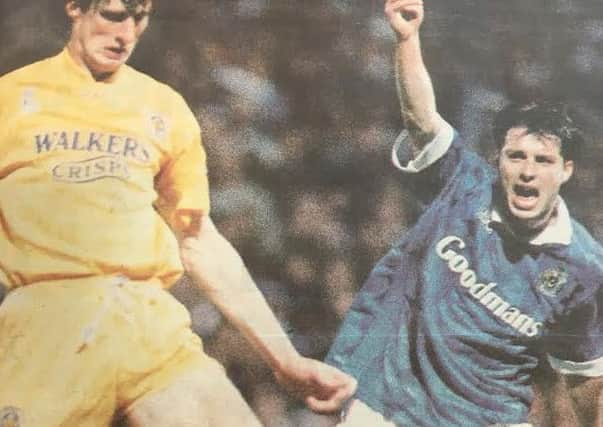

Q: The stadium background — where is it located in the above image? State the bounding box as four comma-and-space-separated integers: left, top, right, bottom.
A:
2, 1, 602, 425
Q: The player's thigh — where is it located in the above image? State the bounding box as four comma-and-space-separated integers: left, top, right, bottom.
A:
0, 283, 119, 427
126, 359, 263, 427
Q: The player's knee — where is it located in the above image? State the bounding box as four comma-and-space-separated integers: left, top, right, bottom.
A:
126, 372, 208, 427
126, 363, 262, 427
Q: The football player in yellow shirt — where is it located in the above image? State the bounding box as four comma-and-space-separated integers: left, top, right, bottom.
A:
0, 0, 357, 426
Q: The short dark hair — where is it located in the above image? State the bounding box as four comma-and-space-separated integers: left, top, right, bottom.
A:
72, 0, 151, 13
493, 101, 584, 161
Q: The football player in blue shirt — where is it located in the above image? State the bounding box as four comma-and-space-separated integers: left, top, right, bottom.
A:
327, 1, 603, 426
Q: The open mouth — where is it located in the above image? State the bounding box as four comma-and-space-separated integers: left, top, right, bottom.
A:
105, 47, 127, 60
511, 184, 540, 210
514, 185, 539, 198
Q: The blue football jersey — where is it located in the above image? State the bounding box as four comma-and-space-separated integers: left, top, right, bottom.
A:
326, 126, 603, 426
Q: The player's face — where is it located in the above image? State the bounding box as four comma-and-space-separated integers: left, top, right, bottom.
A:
498, 127, 574, 231
66, 0, 152, 79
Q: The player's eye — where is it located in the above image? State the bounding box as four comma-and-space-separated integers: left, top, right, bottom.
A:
535, 155, 555, 164
505, 150, 526, 160
133, 11, 149, 23
99, 10, 130, 22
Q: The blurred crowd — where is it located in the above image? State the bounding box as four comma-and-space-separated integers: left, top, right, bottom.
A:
2, 1, 603, 425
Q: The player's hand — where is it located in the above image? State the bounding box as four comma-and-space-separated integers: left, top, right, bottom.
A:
274, 356, 357, 414
385, 0, 424, 41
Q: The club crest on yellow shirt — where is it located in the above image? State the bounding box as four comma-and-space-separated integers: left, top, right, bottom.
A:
21, 88, 39, 114
147, 112, 169, 140
0, 407, 21, 427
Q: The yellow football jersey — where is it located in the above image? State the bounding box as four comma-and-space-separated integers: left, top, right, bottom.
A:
0, 49, 210, 289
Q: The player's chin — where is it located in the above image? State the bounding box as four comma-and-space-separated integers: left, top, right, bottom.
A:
93, 53, 129, 72
507, 195, 541, 219
508, 205, 538, 220
89, 61, 121, 77
508, 204, 555, 233
510, 209, 544, 228
101, 57, 127, 70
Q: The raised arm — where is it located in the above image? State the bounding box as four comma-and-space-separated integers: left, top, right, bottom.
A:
385, 0, 445, 153
178, 215, 357, 413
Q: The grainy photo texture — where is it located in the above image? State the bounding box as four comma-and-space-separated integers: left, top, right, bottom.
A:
0, 1, 601, 426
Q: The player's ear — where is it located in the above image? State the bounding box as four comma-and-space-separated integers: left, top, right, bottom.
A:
561, 159, 574, 184
65, 0, 83, 20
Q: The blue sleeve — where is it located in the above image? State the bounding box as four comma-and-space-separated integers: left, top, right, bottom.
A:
395, 133, 492, 214
546, 287, 603, 376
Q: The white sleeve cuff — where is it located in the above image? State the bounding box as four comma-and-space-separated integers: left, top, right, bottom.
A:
391, 121, 454, 173
548, 354, 603, 377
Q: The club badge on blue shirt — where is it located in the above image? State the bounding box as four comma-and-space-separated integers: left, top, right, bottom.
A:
144, 110, 169, 140
537, 267, 568, 297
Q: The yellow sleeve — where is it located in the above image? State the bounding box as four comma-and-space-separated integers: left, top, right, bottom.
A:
155, 97, 210, 236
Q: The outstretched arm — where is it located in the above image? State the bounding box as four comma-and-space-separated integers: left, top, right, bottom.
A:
385, 0, 445, 154
178, 215, 357, 413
